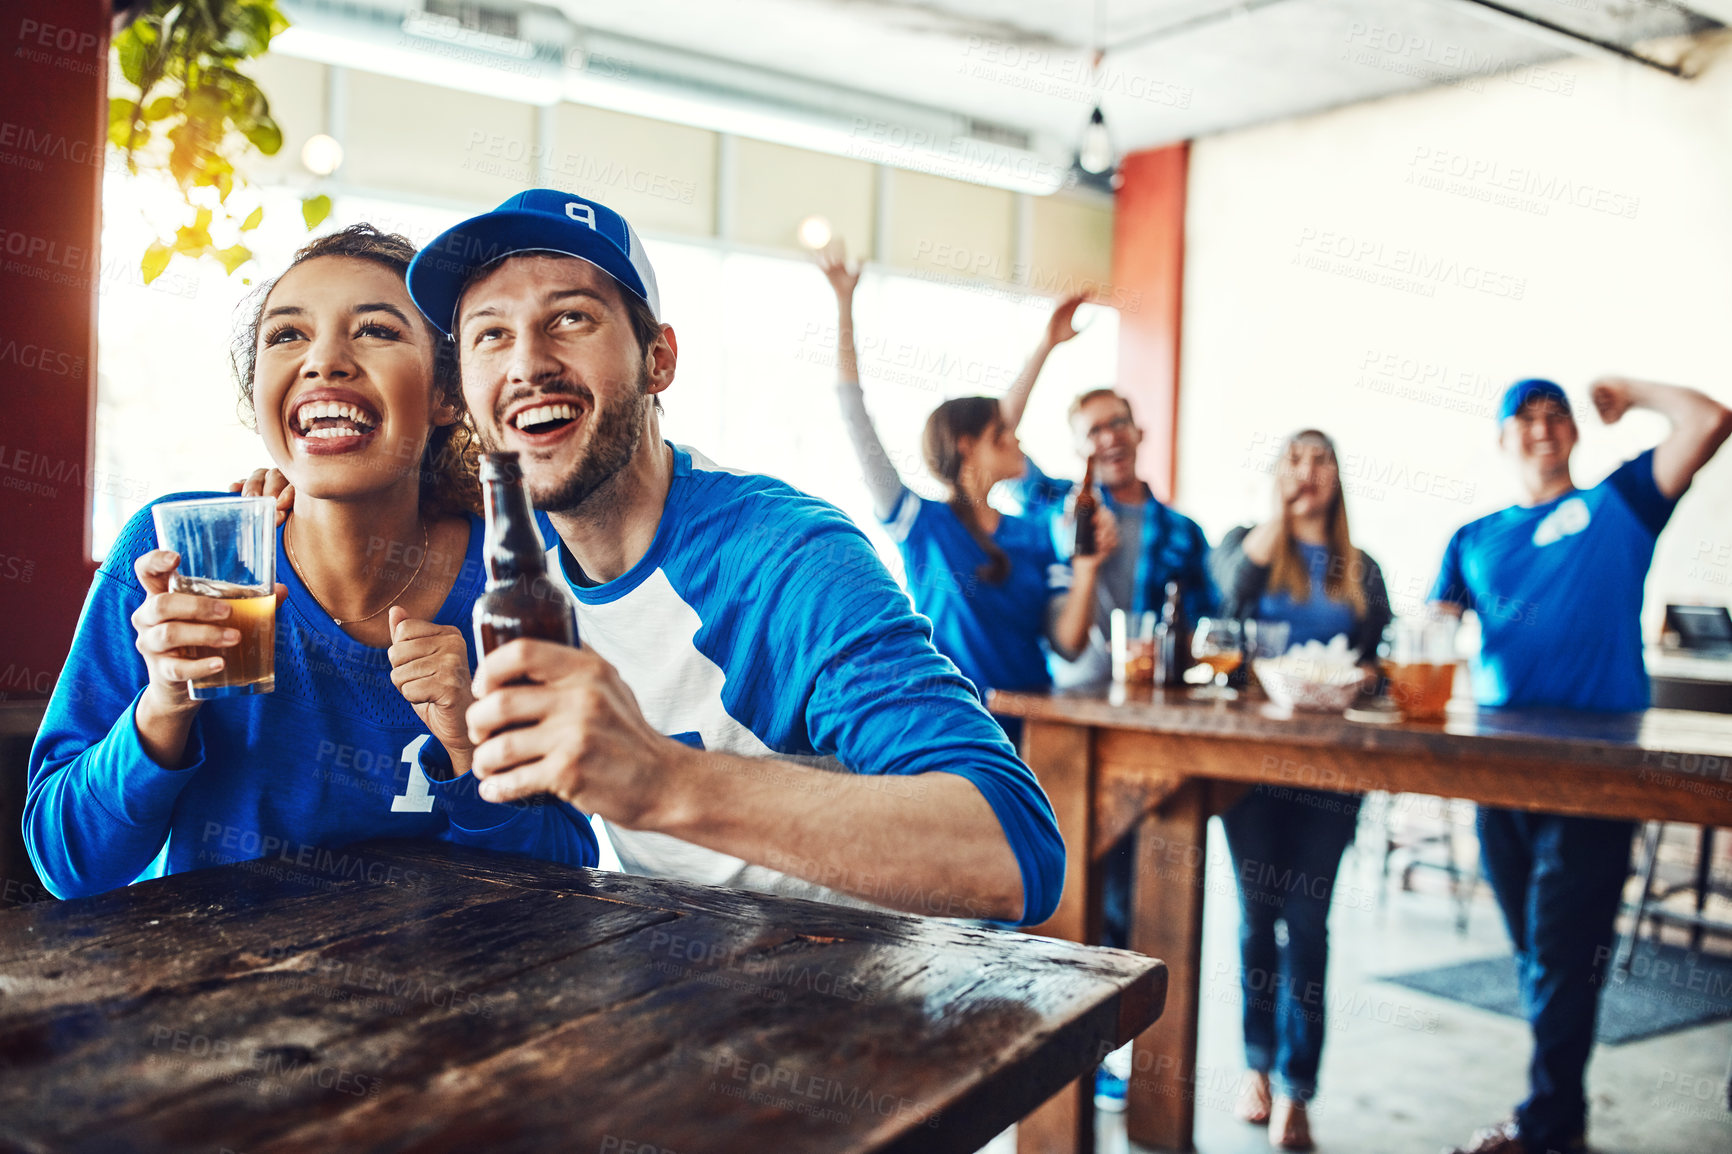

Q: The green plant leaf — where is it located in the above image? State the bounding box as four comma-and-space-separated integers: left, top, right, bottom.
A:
107, 110, 138, 151
223, 7, 273, 57
116, 28, 148, 86
215, 244, 253, 275
243, 117, 282, 156
301, 194, 332, 230
111, 0, 293, 281
141, 241, 172, 285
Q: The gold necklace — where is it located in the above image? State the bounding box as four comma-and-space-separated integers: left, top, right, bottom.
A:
287, 517, 431, 626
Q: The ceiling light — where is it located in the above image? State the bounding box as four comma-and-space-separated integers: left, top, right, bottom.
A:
300, 134, 344, 177
797, 215, 833, 250
1078, 107, 1113, 175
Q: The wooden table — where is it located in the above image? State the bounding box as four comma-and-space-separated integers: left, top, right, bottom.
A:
0, 839, 1166, 1154
990, 686, 1732, 1154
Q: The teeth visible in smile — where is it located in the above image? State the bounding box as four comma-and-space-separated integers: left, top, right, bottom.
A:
513, 402, 578, 430
294, 400, 376, 434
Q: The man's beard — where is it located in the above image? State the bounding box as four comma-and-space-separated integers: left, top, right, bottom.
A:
484, 365, 653, 514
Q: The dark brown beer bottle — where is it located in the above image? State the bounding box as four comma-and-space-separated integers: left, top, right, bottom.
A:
1073, 454, 1099, 557
473, 452, 577, 655
1155, 581, 1188, 688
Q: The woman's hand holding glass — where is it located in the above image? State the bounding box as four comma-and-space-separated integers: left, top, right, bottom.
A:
130, 550, 240, 713
128, 550, 286, 767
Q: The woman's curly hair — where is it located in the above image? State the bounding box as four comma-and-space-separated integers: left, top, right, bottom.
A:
230, 224, 480, 517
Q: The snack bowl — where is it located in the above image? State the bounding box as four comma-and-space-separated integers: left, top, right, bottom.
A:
1253, 655, 1369, 712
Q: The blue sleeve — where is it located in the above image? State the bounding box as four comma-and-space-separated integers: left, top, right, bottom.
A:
416, 742, 599, 867
742, 511, 1065, 926
1604, 448, 1678, 538
1040, 521, 1071, 595
24, 504, 211, 899
877, 484, 923, 543
1429, 528, 1475, 612
1010, 454, 1072, 520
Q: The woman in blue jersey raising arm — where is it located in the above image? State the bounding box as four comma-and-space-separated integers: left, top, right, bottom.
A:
26, 226, 597, 898
815, 245, 1115, 735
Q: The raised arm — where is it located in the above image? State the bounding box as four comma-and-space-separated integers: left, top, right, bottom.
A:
1592, 376, 1732, 499
999, 293, 1086, 434
815, 243, 904, 521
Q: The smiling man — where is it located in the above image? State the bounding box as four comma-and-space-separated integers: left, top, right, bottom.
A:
1434, 375, 1731, 1154
997, 307, 1217, 691
403, 190, 1063, 925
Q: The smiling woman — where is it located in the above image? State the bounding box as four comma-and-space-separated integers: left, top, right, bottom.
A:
230, 228, 478, 521
23, 225, 600, 902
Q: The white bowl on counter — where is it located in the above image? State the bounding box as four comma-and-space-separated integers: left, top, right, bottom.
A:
1253, 656, 1369, 713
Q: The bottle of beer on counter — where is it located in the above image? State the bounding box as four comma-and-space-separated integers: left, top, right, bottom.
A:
1154, 581, 1188, 688
1073, 454, 1099, 558
473, 451, 577, 655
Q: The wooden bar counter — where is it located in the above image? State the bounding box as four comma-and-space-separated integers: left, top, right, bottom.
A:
990, 686, 1732, 1154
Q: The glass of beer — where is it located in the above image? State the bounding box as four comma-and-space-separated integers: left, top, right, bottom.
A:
1381, 617, 1456, 721
1111, 609, 1158, 686
1190, 617, 1244, 700
151, 496, 276, 699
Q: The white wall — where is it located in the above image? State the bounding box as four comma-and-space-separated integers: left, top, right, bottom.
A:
1177, 41, 1732, 636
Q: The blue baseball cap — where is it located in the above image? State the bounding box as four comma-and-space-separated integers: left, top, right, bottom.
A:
406, 189, 661, 336
1497, 378, 1572, 424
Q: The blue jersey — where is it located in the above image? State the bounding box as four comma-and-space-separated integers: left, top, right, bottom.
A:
1258, 543, 1358, 648
26, 493, 599, 899
881, 486, 1067, 701
1430, 450, 1677, 711
554, 446, 1065, 926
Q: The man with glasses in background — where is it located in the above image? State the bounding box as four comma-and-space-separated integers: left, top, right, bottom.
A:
998, 300, 1219, 1110
1000, 299, 1218, 695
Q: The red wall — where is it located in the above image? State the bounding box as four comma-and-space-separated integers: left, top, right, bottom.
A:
1112, 143, 1189, 505
0, 0, 107, 701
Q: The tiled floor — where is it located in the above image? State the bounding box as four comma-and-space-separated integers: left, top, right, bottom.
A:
985, 816, 1732, 1154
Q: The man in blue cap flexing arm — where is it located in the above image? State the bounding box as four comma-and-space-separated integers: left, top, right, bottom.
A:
1437, 375, 1730, 1154
403, 190, 1064, 927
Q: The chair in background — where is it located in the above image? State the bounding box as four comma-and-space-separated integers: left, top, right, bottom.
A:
1615, 821, 1732, 975
1361, 792, 1480, 934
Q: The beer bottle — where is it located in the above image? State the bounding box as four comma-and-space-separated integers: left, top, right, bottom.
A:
1155, 581, 1188, 688
473, 452, 577, 655
1073, 454, 1099, 557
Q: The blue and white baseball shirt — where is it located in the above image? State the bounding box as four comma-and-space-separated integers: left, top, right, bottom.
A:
552, 446, 1065, 926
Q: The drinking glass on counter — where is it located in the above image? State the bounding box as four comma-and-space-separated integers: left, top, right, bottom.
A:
1245, 619, 1291, 661
150, 496, 277, 699
1111, 609, 1159, 686
1381, 616, 1458, 720
1191, 617, 1243, 700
